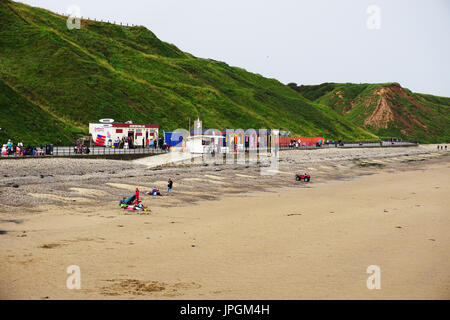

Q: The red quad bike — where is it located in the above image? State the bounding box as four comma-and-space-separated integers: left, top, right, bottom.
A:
296, 173, 311, 182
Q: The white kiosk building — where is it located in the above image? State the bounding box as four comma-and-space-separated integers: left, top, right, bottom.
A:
89, 119, 159, 148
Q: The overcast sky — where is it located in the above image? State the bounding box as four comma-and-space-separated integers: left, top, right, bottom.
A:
19, 0, 450, 97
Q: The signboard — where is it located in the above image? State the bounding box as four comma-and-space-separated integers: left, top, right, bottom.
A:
99, 118, 114, 124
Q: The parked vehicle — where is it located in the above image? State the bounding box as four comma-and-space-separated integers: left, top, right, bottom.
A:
296, 173, 311, 182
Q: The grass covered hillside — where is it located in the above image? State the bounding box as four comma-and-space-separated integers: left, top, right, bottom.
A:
289, 83, 450, 143
0, 0, 376, 145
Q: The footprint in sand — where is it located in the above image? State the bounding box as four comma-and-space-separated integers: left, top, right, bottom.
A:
39, 243, 63, 249
100, 279, 201, 297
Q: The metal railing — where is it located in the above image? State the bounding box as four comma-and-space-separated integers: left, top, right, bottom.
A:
278, 140, 419, 150
1, 146, 169, 158
0, 141, 420, 158
52, 146, 169, 156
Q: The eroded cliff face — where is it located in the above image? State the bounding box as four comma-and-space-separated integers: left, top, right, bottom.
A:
363, 87, 395, 129
362, 85, 429, 136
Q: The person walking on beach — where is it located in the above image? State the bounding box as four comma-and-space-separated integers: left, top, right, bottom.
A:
167, 178, 173, 195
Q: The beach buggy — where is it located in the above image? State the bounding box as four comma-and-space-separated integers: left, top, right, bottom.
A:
296, 173, 311, 182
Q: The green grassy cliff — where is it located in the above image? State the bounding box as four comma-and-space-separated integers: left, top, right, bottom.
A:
1, 0, 447, 145
289, 83, 450, 143
0, 0, 376, 145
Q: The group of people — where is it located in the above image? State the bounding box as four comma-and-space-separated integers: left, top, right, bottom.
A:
144, 137, 161, 149
2, 139, 45, 156
142, 179, 173, 197
312, 139, 343, 147
288, 139, 302, 148
119, 179, 174, 211
73, 144, 90, 154
287, 139, 338, 148
437, 145, 447, 150
144, 137, 169, 151
110, 136, 167, 150
113, 136, 133, 149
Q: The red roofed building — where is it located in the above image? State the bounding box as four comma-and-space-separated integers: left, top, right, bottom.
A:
89, 120, 159, 148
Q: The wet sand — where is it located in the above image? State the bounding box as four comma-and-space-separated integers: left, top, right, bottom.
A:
0, 146, 449, 299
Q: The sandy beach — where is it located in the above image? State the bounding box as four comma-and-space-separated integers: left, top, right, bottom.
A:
0, 145, 449, 299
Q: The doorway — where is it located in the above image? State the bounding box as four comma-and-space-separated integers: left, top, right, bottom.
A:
128, 131, 134, 148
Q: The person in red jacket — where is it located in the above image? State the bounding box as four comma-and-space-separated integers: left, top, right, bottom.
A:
135, 188, 140, 201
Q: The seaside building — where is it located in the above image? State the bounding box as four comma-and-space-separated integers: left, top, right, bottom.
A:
89, 119, 159, 147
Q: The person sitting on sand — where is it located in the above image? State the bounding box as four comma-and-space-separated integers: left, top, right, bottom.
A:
152, 187, 161, 196
144, 187, 160, 196
120, 198, 130, 209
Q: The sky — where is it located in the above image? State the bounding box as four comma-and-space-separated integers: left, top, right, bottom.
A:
19, 0, 450, 97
